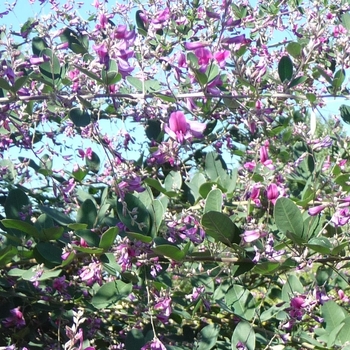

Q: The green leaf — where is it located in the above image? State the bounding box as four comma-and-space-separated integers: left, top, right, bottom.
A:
99, 227, 119, 250
60, 28, 88, 54
164, 171, 182, 192
38, 205, 74, 225
335, 173, 350, 191
278, 55, 293, 82
5, 189, 29, 220
186, 172, 206, 202
125, 329, 145, 350
286, 42, 302, 58
69, 107, 91, 127
77, 199, 97, 229
225, 285, 256, 320
0, 77, 12, 91
76, 229, 100, 247
281, 274, 304, 302
32, 36, 48, 56
0, 159, 16, 182
72, 166, 88, 182
288, 75, 308, 88
1, 219, 40, 239
252, 261, 280, 275
34, 242, 63, 267
204, 188, 223, 213
205, 152, 228, 182
102, 60, 121, 85
117, 193, 151, 235
0, 246, 18, 267
91, 281, 132, 309
201, 211, 241, 246
13, 76, 29, 93
126, 232, 153, 243
86, 151, 100, 173
148, 199, 165, 238
341, 13, 350, 31
135, 10, 147, 35
197, 324, 220, 350
39, 48, 62, 82
305, 237, 332, 254
145, 119, 162, 141
321, 300, 346, 332
127, 76, 143, 91
332, 69, 345, 91
231, 320, 255, 350
152, 244, 187, 261
74, 64, 103, 84
67, 223, 88, 231
339, 105, 350, 125
274, 197, 305, 242
338, 317, 350, 345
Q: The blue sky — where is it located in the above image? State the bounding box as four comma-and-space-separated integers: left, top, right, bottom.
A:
2, 0, 350, 180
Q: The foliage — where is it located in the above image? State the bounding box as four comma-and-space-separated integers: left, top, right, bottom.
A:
1, 0, 350, 349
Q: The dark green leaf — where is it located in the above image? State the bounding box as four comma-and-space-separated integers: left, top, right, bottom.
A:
99, 227, 119, 250
152, 244, 186, 261
91, 281, 132, 309
32, 36, 48, 56
117, 193, 151, 235
339, 105, 350, 125
86, 151, 100, 173
305, 237, 332, 254
278, 55, 293, 82
201, 211, 241, 246
231, 320, 255, 350
288, 75, 308, 88
34, 242, 63, 267
197, 324, 220, 350
332, 69, 345, 91
69, 107, 91, 127
38, 205, 74, 225
77, 199, 97, 229
5, 189, 29, 220
225, 285, 256, 320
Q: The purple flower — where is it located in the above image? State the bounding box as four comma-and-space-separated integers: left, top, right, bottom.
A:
308, 205, 326, 216
154, 296, 172, 323
165, 111, 206, 143
331, 207, 350, 226
184, 41, 209, 50
194, 47, 212, 69
267, 183, 279, 205
79, 261, 103, 286
241, 229, 266, 243
3, 307, 26, 328
141, 338, 167, 350
93, 42, 109, 66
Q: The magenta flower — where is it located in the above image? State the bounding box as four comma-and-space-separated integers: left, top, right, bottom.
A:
93, 42, 109, 65
3, 307, 26, 328
164, 111, 206, 143
194, 47, 212, 68
331, 207, 350, 226
184, 41, 209, 50
267, 183, 279, 205
242, 229, 267, 243
308, 205, 326, 216
214, 50, 230, 67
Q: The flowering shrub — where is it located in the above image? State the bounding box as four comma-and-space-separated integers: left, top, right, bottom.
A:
1, 0, 350, 349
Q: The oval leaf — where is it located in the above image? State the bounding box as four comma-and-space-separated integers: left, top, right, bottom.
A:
201, 211, 241, 246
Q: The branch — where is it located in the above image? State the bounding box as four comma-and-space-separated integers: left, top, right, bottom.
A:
1, 90, 347, 105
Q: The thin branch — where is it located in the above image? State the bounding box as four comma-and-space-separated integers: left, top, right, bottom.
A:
0, 90, 347, 105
